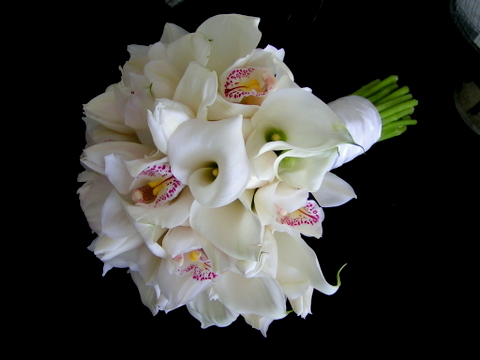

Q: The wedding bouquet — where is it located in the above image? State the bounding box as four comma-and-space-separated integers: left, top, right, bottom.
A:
78, 14, 417, 335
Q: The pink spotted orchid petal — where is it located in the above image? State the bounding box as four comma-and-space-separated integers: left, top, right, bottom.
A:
221, 67, 276, 103
277, 199, 324, 238
130, 160, 185, 208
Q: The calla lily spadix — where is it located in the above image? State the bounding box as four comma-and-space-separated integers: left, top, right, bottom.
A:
78, 13, 418, 335
168, 114, 250, 208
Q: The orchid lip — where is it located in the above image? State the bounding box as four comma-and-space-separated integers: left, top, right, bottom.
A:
222, 67, 276, 103
131, 163, 185, 207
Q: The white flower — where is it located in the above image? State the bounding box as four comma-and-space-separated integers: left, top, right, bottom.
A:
246, 88, 355, 191
168, 115, 250, 208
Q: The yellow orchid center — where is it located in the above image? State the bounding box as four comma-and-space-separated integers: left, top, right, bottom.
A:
188, 250, 202, 262
131, 163, 184, 207
223, 67, 276, 103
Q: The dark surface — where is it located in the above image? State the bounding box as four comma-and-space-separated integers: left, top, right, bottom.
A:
61, 0, 478, 353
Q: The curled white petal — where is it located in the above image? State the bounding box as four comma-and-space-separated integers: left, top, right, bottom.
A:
168, 115, 250, 208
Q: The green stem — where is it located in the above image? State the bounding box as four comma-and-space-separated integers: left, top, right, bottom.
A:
350, 75, 418, 142
379, 99, 419, 120
375, 94, 413, 112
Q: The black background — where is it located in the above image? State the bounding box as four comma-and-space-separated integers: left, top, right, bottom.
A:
57, 0, 479, 354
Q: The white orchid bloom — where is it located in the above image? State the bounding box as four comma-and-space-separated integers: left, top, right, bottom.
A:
246, 88, 355, 191
328, 95, 382, 169
208, 45, 296, 120
254, 181, 324, 238
168, 115, 250, 208
156, 226, 218, 311
88, 190, 165, 273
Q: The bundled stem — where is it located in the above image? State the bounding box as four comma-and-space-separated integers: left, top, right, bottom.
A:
351, 75, 418, 141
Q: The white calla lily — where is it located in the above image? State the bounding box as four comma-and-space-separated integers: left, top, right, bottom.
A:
275, 231, 340, 298
248, 88, 355, 156
168, 115, 250, 208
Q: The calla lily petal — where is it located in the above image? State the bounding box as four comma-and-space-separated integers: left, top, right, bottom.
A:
275, 147, 339, 192
275, 231, 340, 296
247, 88, 355, 157
168, 115, 250, 208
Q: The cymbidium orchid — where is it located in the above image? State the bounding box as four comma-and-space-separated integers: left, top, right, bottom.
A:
78, 13, 418, 336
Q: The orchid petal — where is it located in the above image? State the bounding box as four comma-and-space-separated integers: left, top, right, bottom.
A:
242, 314, 275, 337
156, 256, 213, 311
213, 272, 287, 320
83, 90, 134, 134
166, 33, 211, 73
124, 86, 155, 147
83, 116, 139, 146
196, 14, 261, 75
144, 59, 182, 99
162, 226, 201, 259
168, 115, 250, 208
275, 231, 340, 296
78, 171, 113, 234
187, 290, 239, 328
101, 190, 137, 239
190, 200, 263, 262
206, 93, 259, 121
131, 271, 165, 316
125, 186, 194, 229
81, 141, 153, 175
311, 171, 357, 207
104, 153, 133, 194
173, 61, 218, 120
160, 22, 189, 44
